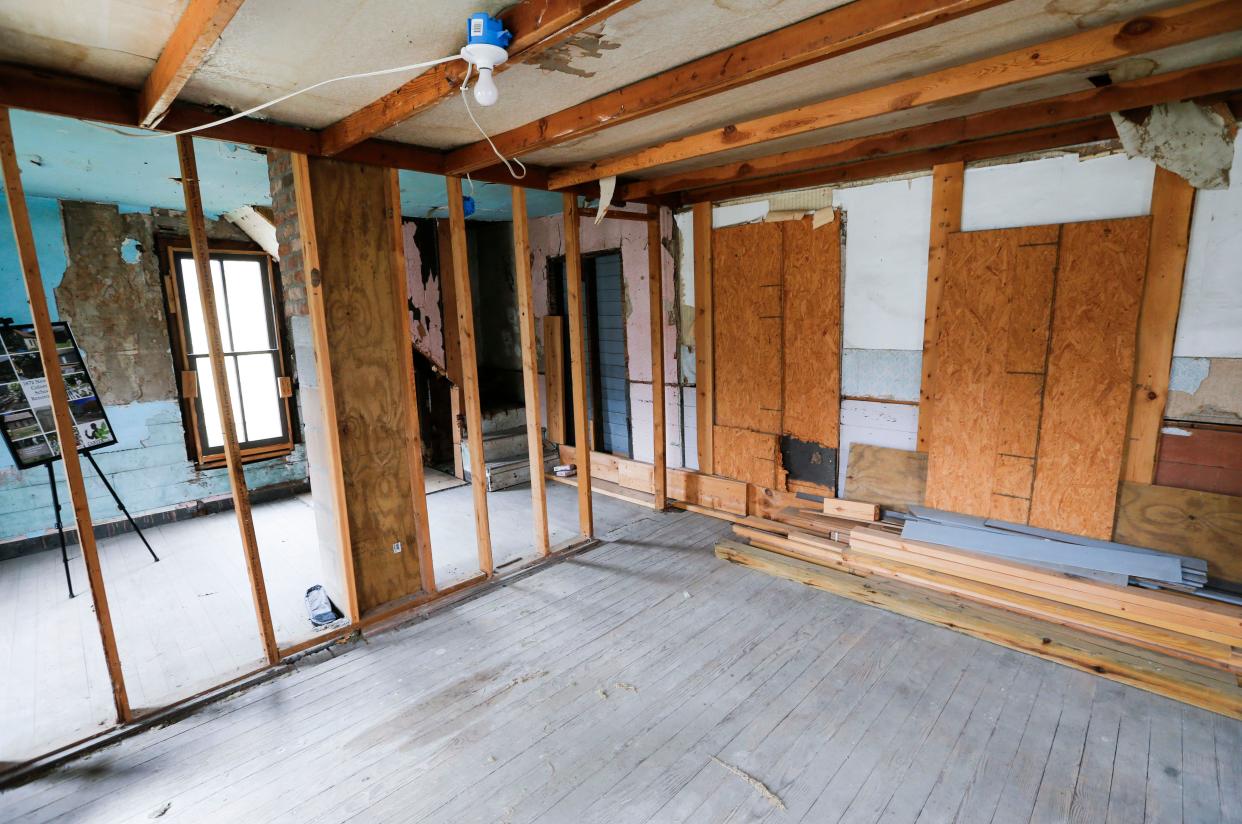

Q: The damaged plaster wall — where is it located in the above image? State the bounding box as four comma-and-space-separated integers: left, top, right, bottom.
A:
55, 201, 177, 405
527, 209, 683, 467
0, 198, 307, 547
1169, 139, 1242, 425
401, 219, 446, 372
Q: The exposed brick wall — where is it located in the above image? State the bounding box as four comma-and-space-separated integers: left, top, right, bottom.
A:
266, 150, 307, 319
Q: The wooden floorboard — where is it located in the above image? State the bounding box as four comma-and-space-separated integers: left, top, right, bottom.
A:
2, 510, 1240, 824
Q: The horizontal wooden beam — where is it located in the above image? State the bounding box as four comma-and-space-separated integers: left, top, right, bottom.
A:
0, 62, 550, 188
443, 0, 1006, 175
548, 0, 1242, 188
320, 0, 639, 157
138, 0, 245, 128
678, 118, 1118, 205
622, 57, 1242, 200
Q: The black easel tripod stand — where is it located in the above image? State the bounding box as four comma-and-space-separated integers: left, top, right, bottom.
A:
48, 450, 159, 598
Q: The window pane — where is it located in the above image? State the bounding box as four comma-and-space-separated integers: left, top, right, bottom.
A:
223, 259, 273, 352
196, 356, 246, 447
237, 354, 283, 441
179, 257, 231, 354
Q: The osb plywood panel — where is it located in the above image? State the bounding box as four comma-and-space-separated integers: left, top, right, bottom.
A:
1114, 481, 1242, 586
924, 229, 1013, 517
714, 424, 779, 489
310, 157, 422, 612
1029, 217, 1150, 539
993, 455, 1035, 499
996, 373, 1044, 458
990, 494, 1031, 524
713, 221, 782, 435
845, 444, 927, 512
1005, 240, 1057, 374
782, 217, 841, 448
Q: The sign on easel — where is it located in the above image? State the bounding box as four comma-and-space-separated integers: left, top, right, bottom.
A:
0, 321, 117, 469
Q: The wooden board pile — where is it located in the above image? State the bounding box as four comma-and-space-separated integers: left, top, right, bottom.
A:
717, 496, 1242, 718
900, 506, 1208, 592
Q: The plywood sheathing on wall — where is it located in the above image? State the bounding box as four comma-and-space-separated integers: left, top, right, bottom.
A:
783, 212, 842, 450
1028, 217, 1150, 538
712, 425, 779, 489
926, 216, 1150, 540
308, 156, 424, 611
925, 224, 1058, 520
713, 221, 782, 435
924, 227, 1017, 518
710, 216, 842, 493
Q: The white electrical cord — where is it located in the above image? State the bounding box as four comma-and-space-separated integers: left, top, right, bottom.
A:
86, 50, 529, 181
459, 62, 527, 180
90, 53, 462, 139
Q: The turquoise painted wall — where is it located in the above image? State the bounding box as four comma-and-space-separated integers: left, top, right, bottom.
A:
0, 114, 309, 547
0, 191, 67, 325
8, 109, 273, 218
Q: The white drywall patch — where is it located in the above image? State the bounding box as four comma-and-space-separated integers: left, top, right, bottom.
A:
961, 152, 1154, 231
833, 176, 932, 351
1175, 140, 1242, 358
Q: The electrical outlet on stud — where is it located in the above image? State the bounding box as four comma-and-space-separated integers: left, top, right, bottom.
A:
461, 12, 512, 106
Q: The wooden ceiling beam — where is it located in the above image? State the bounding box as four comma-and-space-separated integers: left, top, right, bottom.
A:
138, 0, 246, 128
621, 57, 1242, 201
676, 119, 1119, 205
319, 0, 640, 157
443, 0, 1008, 176
547, 0, 1242, 189
0, 62, 550, 188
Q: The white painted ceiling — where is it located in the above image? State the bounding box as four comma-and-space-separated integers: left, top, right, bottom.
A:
0, 0, 1237, 184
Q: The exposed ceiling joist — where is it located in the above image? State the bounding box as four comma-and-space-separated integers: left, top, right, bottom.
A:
622, 58, 1242, 201
319, 0, 640, 157
547, 0, 1242, 190
679, 119, 1120, 205
138, 0, 246, 129
443, 0, 1008, 176
0, 63, 551, 188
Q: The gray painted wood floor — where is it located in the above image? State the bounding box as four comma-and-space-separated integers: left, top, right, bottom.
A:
2, 510, 1239, 824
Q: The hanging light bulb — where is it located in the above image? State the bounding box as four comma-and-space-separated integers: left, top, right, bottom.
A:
461, 13, 511, 107
473, 66, 499, 107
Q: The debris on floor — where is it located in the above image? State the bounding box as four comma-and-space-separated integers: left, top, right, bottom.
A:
711, 756, 786, 811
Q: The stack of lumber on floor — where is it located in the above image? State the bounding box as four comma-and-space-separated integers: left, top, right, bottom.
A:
902, 506, 1208, 592
717, 501, 1242, 718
